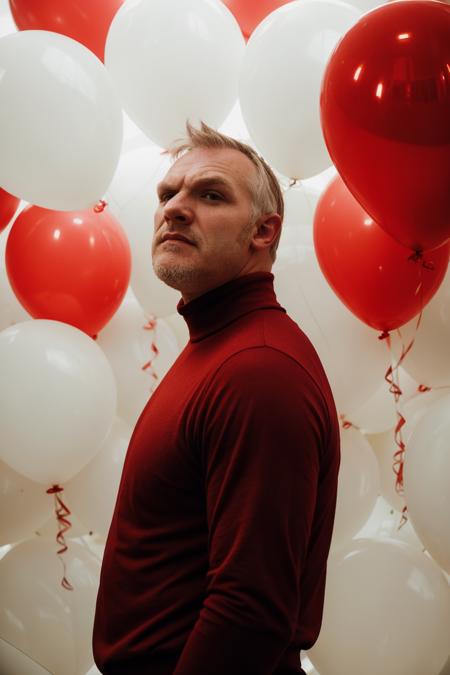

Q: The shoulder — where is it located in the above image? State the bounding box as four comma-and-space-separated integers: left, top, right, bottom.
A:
194, 346, 334, 461
217, 345, 314, 383
205, 346, 328, 417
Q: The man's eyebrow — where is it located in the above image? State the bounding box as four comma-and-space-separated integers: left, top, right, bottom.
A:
190, 175, 235, 191
156, 180, 173, 196
157, 175, 235, 196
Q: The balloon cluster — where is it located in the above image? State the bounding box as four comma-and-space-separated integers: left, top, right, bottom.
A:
0, 1, 449, 674
315, 0, 450, 332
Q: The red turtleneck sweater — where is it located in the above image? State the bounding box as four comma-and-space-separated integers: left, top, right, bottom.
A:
93, 272, 340, 675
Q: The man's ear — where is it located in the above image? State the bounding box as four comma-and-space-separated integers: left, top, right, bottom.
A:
250, 213, 282, 251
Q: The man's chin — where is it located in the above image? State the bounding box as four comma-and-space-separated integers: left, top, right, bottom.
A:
152, 262, 197, 290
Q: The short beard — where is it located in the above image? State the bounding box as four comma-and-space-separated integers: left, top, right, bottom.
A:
152, 260, 199, 290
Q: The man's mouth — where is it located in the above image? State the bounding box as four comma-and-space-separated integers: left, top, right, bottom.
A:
161, 234, 195, 245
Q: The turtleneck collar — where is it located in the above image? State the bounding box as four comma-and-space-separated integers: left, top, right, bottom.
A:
177, 272, 285, 343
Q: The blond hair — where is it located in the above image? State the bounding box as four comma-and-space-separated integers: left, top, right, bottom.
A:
167, 121, 284, 262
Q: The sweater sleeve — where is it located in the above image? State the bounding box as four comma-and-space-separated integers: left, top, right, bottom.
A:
173, 347, 328, 675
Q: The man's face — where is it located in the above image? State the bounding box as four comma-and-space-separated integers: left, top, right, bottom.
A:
152, 147, 260, 302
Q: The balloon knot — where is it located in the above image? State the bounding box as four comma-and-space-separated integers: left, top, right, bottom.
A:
378, 330, 390, 340
398, 504, 408, 529
339, 414, 358, 430
417, 384, 431, 392
93, 200, 107, 213
46, 484, 64, 495
407, 250, 422, 263
143, 316, 157, 331
407, 249, 435, 270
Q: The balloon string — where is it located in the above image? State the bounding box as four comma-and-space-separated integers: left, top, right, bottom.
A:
46, 485, 74, 591
142, 316, 160, 390
377, 252, 428, 524
378, 312, 422, 501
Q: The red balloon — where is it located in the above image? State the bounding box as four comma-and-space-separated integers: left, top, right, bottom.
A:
221, 0, 293, 39
8, 0, 124, 61
313, 175, 450, 332
321, 1, 450, 253
0, 187, 20, 233
5, 203, 131, 336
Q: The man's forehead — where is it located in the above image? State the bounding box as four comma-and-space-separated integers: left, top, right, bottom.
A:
160, 147, 257, 192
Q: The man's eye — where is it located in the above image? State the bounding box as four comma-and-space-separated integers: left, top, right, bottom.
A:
159, 193, 174, 203
202, 191, 222, 201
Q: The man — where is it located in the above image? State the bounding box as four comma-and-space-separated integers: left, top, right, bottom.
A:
93, 122, 340, 675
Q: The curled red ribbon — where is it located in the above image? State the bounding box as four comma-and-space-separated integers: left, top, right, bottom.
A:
142, 316, 160, 387
378, 248, 444, 528
376, 252, 428, 523
46, 484, 73, 591
378, 327, 417, 501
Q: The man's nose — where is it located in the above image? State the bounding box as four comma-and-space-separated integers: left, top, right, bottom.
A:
163, 194, 194, 225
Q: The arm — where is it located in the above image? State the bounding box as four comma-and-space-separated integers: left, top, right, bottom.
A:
173, 347, 327, 675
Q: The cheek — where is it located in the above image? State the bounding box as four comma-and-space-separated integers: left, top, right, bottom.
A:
154, 206, 164, 227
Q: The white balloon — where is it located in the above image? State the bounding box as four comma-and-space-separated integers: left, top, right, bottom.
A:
390, 269, 450, 388
367, 429, 405, 512
0, 638, 51, 675
163, 313, 191, 351
331, 427, 379, 548
64, 418, 132, 538
283, 182, 323, 229
355, 495, 425, 552
0, 3, 16, 39
348, 366, 418, 434
439, 656, 450, 675
0, 30, 122, 210
218, 100, 252, 144
0, 223, 31, 332
351, 0, 387, 12
97, 291, 180, 426
275, 222, 313, 265
403, 386, 449, 444
127, 190, 182, 318
104, 138, 168, 218
35, 511, 90, 541
273, 227, 389, 414
309, 538, 450, 675
239, 0, 361, 179
300, 654, 320, 675
0, 320, 117, 484
404, 394, 450, 573
367, 387, 450, 512
0, 538, 100, 675
105, 0, 245, 148
346, 380, 397, 434
85, 663, 102, 675
103, 138, 180, 317
0, 461, 50, 546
